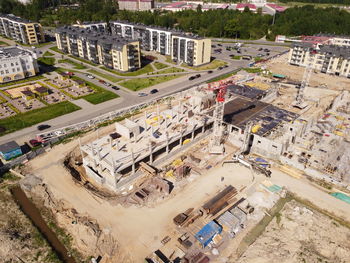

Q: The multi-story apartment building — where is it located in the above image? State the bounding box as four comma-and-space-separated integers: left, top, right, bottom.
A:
110, 20, 211, 66
171, 34, 211, 66
288, 42, 350, 77
0, 46, 39, 83
72, 21, 108, 32
117, 0, 154, 11
56, 26, 141, 72
0, 14, 44, 45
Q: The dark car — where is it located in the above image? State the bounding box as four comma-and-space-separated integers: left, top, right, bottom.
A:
223, 65, 228, 68
208, 70, 213, 74
218, 66, 223, 70
258, 48, 263, 51
29, 139, 42, 147
264, 48, 270, 52
112, 86, 119, 90
150, 89, 158, 94
189, 76, 196, 80
37, 124, 51, 131
195, 74, 201, 78
218, 44, 222, 46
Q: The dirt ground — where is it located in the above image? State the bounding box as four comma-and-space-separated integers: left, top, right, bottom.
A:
236, 200, 350, 263
0, 176, 60, 263
265, 54, 350, 91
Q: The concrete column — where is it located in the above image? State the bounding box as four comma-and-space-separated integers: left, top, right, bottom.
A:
165, 116, 168, 128
98, 146, 102, 161
78, 137, 83, 158
166, 132, 169, 154
131, 148, 135, 174
202, 120, 206, 133
149, 142, 153, 164
192, 125, 195, 140
116, 139, 119, 151
110, 138, 113, 148
180, 126, 183, 145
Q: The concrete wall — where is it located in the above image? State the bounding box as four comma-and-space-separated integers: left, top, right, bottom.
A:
115, 122, 132, 139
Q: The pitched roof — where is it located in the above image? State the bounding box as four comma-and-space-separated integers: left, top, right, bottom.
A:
0, 141, 20, 153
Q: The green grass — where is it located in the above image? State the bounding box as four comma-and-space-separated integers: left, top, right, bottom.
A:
206, 71, 238, 83
154, 62, 168, 70
67, 55, 99, 66
254, 57, 264, 62
58, 59, 87, 69
0, 75, 45, 88
231, 55, 242, 60
101, 63, 154, 76
243, 67, 263, 73
49, 46, 65, 55
165, 56, 177, 65
0, 101, 81, 136
37, 57, 55, 66
153, 67, 185, 74
120, 75, 181, 91
0, 40, 9, 46
86, 69, 121, 83
71, 76, 119, 104
183, 59, 227, 70
43, 51, 54, 56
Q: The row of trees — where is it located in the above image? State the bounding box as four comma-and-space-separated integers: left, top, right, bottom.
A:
2, 1, 350, 40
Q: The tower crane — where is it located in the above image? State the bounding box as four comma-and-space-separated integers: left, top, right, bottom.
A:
208, 81, 228, 154
293, 48, 317, 109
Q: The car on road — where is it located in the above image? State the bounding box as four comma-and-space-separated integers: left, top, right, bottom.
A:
104, 82, 112, 87
98, 79, 105, 84
223, 65, 228, 68
218, 66, 224, 70
150, 89, 158, 94
29, 139, 42, 147
87, 74, 94, 79
189, 76, 196, 80
37, 124, 51, 131
258, 48, 263, 51
264, 48, 270, 52
195, 74, 201, 78
138, 92, 148, 97
217, 44, 222, 46
208, 70, 213, 74
112, 86, 119, 90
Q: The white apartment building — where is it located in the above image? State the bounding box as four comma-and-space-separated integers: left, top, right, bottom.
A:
0, 46, 39, 83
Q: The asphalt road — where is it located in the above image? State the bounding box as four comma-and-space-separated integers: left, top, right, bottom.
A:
0, 39, 288, 145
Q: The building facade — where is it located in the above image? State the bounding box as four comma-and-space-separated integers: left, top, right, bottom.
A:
72, 21, 108, 32
288, 42, 350, 77
110, 20, 211, 66
0, 14, 44, 45
117, 0, 154, 11
0, 46, 39, 83
56, 26, 141, 72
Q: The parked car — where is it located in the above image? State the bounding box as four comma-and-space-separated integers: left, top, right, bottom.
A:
208, 70, 213, 74
217, 44, 222, 46
258, 48, 263, 51
264, 48, 270, 52
37, 124, 51, 131
195, 74, 201, 78
98, 79, 105, 83
223, 65, 228, 68
218, 66, 224, 70
112, 86, 119, 90
87, 74, 94, 79
150, 89, 158, 94
189, 76, 196, 80
138, 92, 148, 97
29, 139, 42, 147
104, 82, 111, 87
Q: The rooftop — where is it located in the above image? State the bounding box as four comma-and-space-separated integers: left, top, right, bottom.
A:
0, 13, 37, 24
0, 46, 34, 60
0, 141, 20, 153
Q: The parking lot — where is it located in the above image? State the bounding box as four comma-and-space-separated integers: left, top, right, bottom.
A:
212, 41, 289, 63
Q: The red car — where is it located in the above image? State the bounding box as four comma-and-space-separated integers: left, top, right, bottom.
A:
98, 79, 105, 84
29, 139, 42, 147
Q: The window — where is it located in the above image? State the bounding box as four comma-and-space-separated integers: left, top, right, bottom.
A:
0, 70, 3, 74
17, 67, 20, 71
5, 70, 9, 74
257, 140, 261, 144
11, 63, 14, 66
15, 62, 18, 66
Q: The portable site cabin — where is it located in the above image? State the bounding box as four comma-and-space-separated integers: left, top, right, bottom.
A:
195, 221, 222, 248
0, 141, 22, 160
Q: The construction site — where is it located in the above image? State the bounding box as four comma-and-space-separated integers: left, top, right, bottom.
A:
6, 47, 350, 262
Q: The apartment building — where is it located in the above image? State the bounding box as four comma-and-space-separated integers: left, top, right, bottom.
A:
56, 26, 141, 72
110, 20, 211, 66
171, 34, 211, 66
0, 46, 39, 83
117, 0, 154, 11
0, 14, 44, 45
72, 21, 108, 32
288, 42, 350, 77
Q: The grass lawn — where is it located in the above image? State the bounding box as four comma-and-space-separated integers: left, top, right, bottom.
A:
101, 63, 154, 76
154, 67, 185, 74
154, 62, 168, 70
0, 40, 9, 46
71, 76, 119, 104
0, 101, 81, 136
254, 57, 264, 62
120, 75, 181, 91
231, 55, 241, 60
0, 75, 45, 88
68, 55, 100, 67
86, 69, 121, 83
184, 59, 227, 71
38, 57, 55, 66
243, 67, 262, 73
49, 46, 65, 55
43, 51, 54, 56
165, 56, 176, 65
206, 71, 238, 83
58, 59, 87, 69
